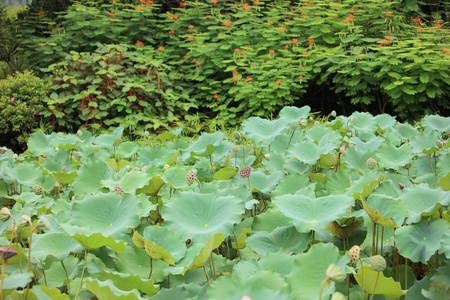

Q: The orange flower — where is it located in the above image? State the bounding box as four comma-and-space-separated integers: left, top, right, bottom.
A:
275, 80, 281, 84
168, 30, 175, 34
109, 12, 116, 18
291, 39, 298, 44
235, 48, 241, 52
307, 38, 314, 42
268, 21, 273, 24
242, 4, 251, 10
416, 27, 424, 32
379, 39, 389, 46
232, 77, 238, 81
241, 51, 247, 55
192, 58, 197, 62
173, 15, 179, 20
279, 27, 286, 31
136, 7, 143, 11
254, 0, 260, 3
188, 25, 194, 29
299, 75, 304, 80
386, 35, 393, 39
285, 45, 289, 49
187, 36, 194, 40
304, 2, 310, 6
183, 55, 188, 59
413, 17, 421, 24
244, 77, 252, 82
232, 70, 239, 75
269, 49, 275, 54
157, 46, 164, 51
135, 41, 143, 46
52, 29, 57, 33
207, 15, 212, 19
385, 12, 392, 16
197, 62, 202, 65
211, 0, 217, 4
441, 50, 449, 54
303, 51, 309, 56
213, 94, 220, 99
180, 2, 186, 7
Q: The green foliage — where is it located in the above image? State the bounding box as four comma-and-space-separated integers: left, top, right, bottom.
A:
0, 70, 50, 150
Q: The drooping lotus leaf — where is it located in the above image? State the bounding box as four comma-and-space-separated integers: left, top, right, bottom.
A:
326, 171, 351, 195
421, 115, 450, 132
6, 161, 43, 186
116, 141, 140, 158
240, 117, 289, 145
72, 160, 111, 194
2, 272, 33, 290
271, 173, 310, 197
287, 139, 336, 165
348, 112, 378, 133
354, 265, 404, 300
132, 226, 186, 264
422, 282, 450, 300
102, 170, 151, 194
362, 203, 398, 228
84, 278, 143, 300
350, 136, 385, 152
31, 285, 70, 300
273, 194, 354, 233
68, 232, 127, 252
213, 166, 238, 180
393, 122, 419, 140
399, 184, 447, 224
410, 131, 441, 154
187, 131, 226, 157
94, 127, 124, 147
181, 232, 224, 275
286, 243, 348, 300
60, 192, 140, 240
136, 175, 165, 196
249, 169, 285, 194
348, 173, 384, 201
137, 146, 178, 166
108, 158, 130, 172
278, 105, 310, 122
376, 141, 414, 169
49, 171, 76, 186
395, 219, 448, 263
366, 194, 408, 227
317, 152, 340, 168
31, 232, 83, 261
252, 208, 295, 233
162, 191, 244, 242
246, 225, 311, 256
100, 269, 159, 297
324, 219, 362, 240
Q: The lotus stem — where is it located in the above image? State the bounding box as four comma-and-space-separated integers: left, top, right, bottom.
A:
318, 276, 330, 300
41, 261, 47, 287
210, 253, 216, 278
148, 257, 152, 279
360, 259, 365, 300
232, 226, 241, 260
75, 250, 88, 300
209, 155, 214, 175
209, 255, 214, 279
61, 260, 70, 294
9, 215, 16, 247
27, 226, 35, 273
43, 193, 47, 214
248, 177, 252, 199
203, 265, 210, 286
195, 178, 202, 194
381, 227, 384, 256
284, 125, 297, 157
405, 258, 408, 290
0, 259, 6, 299
369, 272, 380, 300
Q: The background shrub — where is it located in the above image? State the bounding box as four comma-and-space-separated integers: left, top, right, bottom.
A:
0, 71, 50, 151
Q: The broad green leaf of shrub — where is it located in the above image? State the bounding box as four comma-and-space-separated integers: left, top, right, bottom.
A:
286, 243, 348, 300
376, 141, 414, 169
395, 219, 448, 263
240, 117, 288, 145
85, 278, 143, 300
278, 106, 310, 122
60, 192, 140, 239
31, 232, 83, 261
354, 265, 404, 299
399, 184, 447, 224
421, 115, 450, 132
7, 161, 43, 186
273, 194, 354, 233
162, 191, 244, 242
249, 169, 285, 194
94, 127, 124, 147
72, 160, 111, 194
99, 269, 159, 297
132, 226, 186, 264
246, 225, 311, 256
410, 131, 441, 154
213, 166, 238, 180
188, 131, 225, 157
287, 139, 335, 165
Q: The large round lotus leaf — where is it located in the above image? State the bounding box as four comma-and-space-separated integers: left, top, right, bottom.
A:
2, 272, 33, 290
133, 226, 186, 264
208, 270, 289, 300
422, 282, 450, 300
342, 147, 377, 171
348, 112, 378, 133
68, 232, 127, 252
406, 277, 431, 300
240, 117, 288, 145
286, 243, 348, 299
187, 131, 226, 157
31, 285, 71, 300
100, 269, 159, 297
273, 194, 354, 233
249, 169, 285, 194
137, 146, 178, 166
278, 105, 310, 122
85, 278, 143, 300
376, 141, 414, 169
252, 208, 292, 232
374, 114, 396, 129
272, 173, 310, 197
213, 166, 238, 180
50, 171, 77, 186
246, 225, 311, 256
442, 232, 450, 259
306, 125, 342, 149
102, 171, 151, 194
161, 165, 193, 190
410, 131, 441, 154
437, 155, 450, 178
393, 122, 419, 140
31, 232, 83, 261
27, 131, 53, 155
94, 127, 124, 147
162, 191, 244, 242
365, 194, 408, 227
350, 136, 385, 152
431, 260, 450, 285
354, 265, 404, 299
287, 139, 335, 165
347, 173, 384, 201
116, 141, 140, 159
257, 252, 295, 276
395, 219, 448, 263
60, 192, 140, 239
399, 184, 447, 224
326, 171, 351, 195
421, 115, 450, 132
72, 160, 111, 194
6, 161, 43, 186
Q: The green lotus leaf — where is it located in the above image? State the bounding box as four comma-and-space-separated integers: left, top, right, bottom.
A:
326, 171, 351, 195
39, 256, 78, 288
252, 208, 294, 232
166, 148, 180, 166
442, 232, 450, 259
240, 117, 288, 145
49, 171, 76, 186
188, 131, 226, 157
421, 115, 450, 132
137, 146, 178, 166
94, 127, 124, 146
31, 232, 83, 261
31, 285, 70, 300
72, 160, 111, 194
108, 158, 130, 172
399, 184, 446, 224
116, 141, 140, 158
376, 141, 414, 169
354, 265, 404, 299
410, 131, 441, 154
49, 135, 80, 150
257, 251, 296, 276
161, 165, 194, 190
406, 277, 431, 300
422, 282, 450, 300
246, 225, 311, 256
349, 173, 384, 201
249, 169, 285, 194
136, 175, 165, 196
102, 171, 151, 194
272, 173, 310, 197
307, 125, 342, 149
350, 136, 385, 152
6, 161, 43, 186
60, 192, 140, 239
287, 139, 335, 165
431, 260, 450, 285
349, 112, 378, 133
374, 114, 396, 129
278, 105, 310, 122
396, 219, 448, 263
437, 156, 450, 178
85, 278, 143, 300
318, 152, 339, 168
100, 269, 159, 297
213, 166, 238, 180
342, 147, 377, 171
148, 286, 189, 299
324, 219, 362, 240
273, 194, 354, 233
2, 272, 33, 290
366, 194, 408, 227
67, 232, 127, 252
362, 203, 398, 228
27, 131, 52, 155
286, 243, 348, 299
181, 232, 224, 275
162, 191, 244, 242
132, 226, 186, 264
393, 122, 419, 140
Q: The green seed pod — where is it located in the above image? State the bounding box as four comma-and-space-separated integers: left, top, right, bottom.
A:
326, 264, 346, 282
232, 145, 240, 154
233, 131, 242, 140
235, 139, 243, 145
370, 255, 387, 272
186, 169, 197, 186
366, 158, 378, 170
290, 121, 298, 129
33, 184, 44, 195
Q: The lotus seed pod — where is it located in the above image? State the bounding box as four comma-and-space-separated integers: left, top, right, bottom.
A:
351, 116, 358, 124
93, 145, 100, 152
436, 139, 444, 149
233, 131, 242, 140
0, 207, 11, 221
163, 164, 170, 171
232, 145, 240, 154
326, 264, 346, 282
300, 119, 308, 126
239, 166, 252, 178
366, 158, 378, 170
0, 246, 19, 260
290, 121, 298, 129
37, 216, 51, 230
114, 183, 124, 195
61, 165, 67, 172
330, 110, 337, 117
235, 139, 243, 145
370, 255, 386, 272
77, 130, 82, 136
186, 169, 197, 186
402, 162, 411, 169
19, 214, 31, 227
349, 245, 361, 262
33, 184, 44, 195
264, 154, 271, 160
398, 182, 408, 190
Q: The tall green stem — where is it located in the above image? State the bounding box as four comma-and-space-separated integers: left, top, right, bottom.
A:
75, 250, 88, 300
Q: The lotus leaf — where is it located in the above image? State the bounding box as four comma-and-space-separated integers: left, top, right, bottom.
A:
6, 161, 43, 186
252, 208, 292, 232
187, 131, 226, 157
393, 122, 419, 140
278, 105, 310, 122
108, 158, 130, 172
410, 131, 441, 154
271, 173, 310, 197
240, 117, 288, 145
376, 141, 414, 169
342, 147, 377, 171
395, 219, 448, 263
374, 114, 396, 129
326, 171, 351, 195
213, 166, 238, 180
287, 139, 336, 165
161, 165, 193, 190
99, 269, 159, 296
49, 171, 76, 186
27, 131, 52, 155
116, 141, 139, 158
436, 155, 450, 178
350, 136, 385, 152
349, 112, 378, 133
32, 285, 70, 300
249, 169, 285, 194
31, 232, 83, 261
421, 115, 450, 132
66, 232, 127, 252
2, 272, 33, 290
136, 175, 165, 196
72, 160, 111, 194
102, 170, 151, 194
162, 191, 244, 242
421, 281, 450, 300
354, 265, 404, 299
39, 256, 79, 288
138, 146, 178, 166
366, 194, 408, 227
94, 127, 124, 146
273, 194, 354, 233
85, 278, 143, 299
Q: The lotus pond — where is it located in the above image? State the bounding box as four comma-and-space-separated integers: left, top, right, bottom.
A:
0, 106, 449, 299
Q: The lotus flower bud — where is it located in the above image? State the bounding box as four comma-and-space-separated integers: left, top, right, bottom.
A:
330, 110, 337, 117
264, 154, 271, 160
19, 214, 31, 227
186, 169, 197, 186
351, 116, 358, 124
0, 207, 11, 221
370, 255, 386, 272
300, 119, 308, 127
349, 245, 361, 262
12, 154, 18, 159
233, 131, 242, 140
232, 145, 240, 154
37, 216, 51, 230
77, 130, 82, 136
239, 166, 252, 178
326, 264, 346, 282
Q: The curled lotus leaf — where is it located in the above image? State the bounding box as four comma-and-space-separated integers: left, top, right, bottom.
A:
241, 117, 289, 145
85, 278, 143, 300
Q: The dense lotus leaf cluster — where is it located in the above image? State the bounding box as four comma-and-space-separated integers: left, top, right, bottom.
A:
0, 106, 449, 299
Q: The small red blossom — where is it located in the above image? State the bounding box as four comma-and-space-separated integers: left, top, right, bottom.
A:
386, 35, 393, 39
242, 4, 251, 10
413, 17, 421, 24
379, 39, 390, 46
275, 80, 281, 85
244, 77, 252, 82
168, 30, 175, 34
197, 62, 202, 65
235, 48, 241, 52
291, 39, 298, 44
254, 0, 260, 4
385, 12, 392, 16
52, 29, 57, 33
188, 25, 194, 29
285, 45, 289, 49
232, 70, 239, 75
304, 2, 310, 6
108, 12, 116, 18
269, 49, 275, 54
180, 69, 182, 71
180, 2, 186, 7
173, 15, 179, 20
183, 55, 188, 59
135, 41, 143, 46
442, 50, 450, 54
211, 0, 217, 4
232, 77, 238, 81
213, 94, 220, 99
303, 51, 309, 56
206, 15, 211, 19
307, 38, 314, 42
268, 21, 273, 24
135, 7, 143, 11
192, 58, 197, 62
350, 7, 357, 12
187, 36, 194, 41
157, 46, 164, 51
299, 75, 304, 80
279, 27, 286, 31
416, 27, 424, 32
241, 51, 247, 55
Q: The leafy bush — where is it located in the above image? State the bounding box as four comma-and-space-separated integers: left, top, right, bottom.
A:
0, 71, 50, 150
